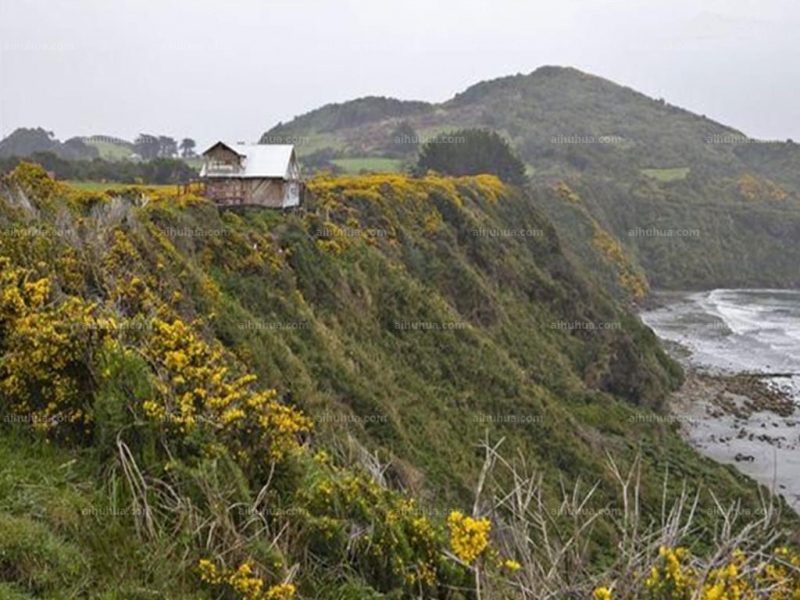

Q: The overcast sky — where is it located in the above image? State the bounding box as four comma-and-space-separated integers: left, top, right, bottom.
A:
1, 0, 798, 148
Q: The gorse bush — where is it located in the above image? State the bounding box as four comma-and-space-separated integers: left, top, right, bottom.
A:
0, 258, 98, 439
142, 317, 312, 466
591, 546, 800, 600
464, 441, 800, 600
198, 559, 297, 600
0, 227, 309, 475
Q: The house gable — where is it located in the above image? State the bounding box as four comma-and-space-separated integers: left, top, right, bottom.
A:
202, 142, 245, 175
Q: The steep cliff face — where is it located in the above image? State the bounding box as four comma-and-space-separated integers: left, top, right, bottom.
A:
0, 165, 780, 599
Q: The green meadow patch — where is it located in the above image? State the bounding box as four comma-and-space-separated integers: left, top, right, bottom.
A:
84, 139, 135, 161
331, 157, 404, 173
65, 180, 180, 192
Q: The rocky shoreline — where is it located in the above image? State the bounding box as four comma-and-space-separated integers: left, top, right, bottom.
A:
670, 369, 800, 512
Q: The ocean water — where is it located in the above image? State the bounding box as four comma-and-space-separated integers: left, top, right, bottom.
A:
641, 289, 800, 400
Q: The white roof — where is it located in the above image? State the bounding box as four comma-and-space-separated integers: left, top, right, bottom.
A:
201, 142, 297, 179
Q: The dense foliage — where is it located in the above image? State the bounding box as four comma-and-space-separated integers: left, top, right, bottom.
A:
0, 127, 99, 161
0, 151, 198, 184
414, 129, 528, 186
263, 96, 433, 138
0, 165, 795, 599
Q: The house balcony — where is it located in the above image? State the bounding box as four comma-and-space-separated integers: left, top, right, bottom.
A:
202, 162, 244, 177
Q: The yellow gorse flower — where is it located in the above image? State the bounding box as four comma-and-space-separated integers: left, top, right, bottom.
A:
503, 559, 522, 572
228, 561, 264, 600
197, 560, 295, 600
197, 559, 221, 584
599, 546, 800, 600
593, 586, 613, 600
447, 511, 491, 565
264, 583, 296, 600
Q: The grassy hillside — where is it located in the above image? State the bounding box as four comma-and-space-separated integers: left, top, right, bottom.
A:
264, 66, 800, 293
330, 157, 405, 174
0, 164, 796, 598
83, 138, 136, 161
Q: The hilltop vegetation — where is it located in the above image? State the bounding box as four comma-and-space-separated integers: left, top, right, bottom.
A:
0, 164, 796, 598
0, 151, 198, 186
264, 97, 433, 142
0, 128, 99, 161
264, 66, 800, 293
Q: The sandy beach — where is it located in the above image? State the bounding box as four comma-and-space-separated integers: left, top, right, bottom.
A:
670, 370, 800, 513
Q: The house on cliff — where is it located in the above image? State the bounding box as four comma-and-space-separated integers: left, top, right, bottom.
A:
200, 142, 302, 208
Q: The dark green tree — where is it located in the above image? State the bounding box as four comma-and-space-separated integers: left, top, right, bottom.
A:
134, 134, 161, 160
414, 128, 528, 186
179, 138, 197, 158
0, 128, 59, 158
62, 137, 100, 160
157, 136, 178, 158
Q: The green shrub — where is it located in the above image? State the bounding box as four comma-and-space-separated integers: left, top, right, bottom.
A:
0, 513, 85, 596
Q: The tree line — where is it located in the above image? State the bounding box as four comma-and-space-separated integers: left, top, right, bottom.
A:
0, 152, 198, 185
133, 134, 197, 160
0, 128, 199, 161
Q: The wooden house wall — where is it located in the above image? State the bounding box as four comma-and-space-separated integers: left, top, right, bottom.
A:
246, 179, 286, 207
204, 179, 245, 204
205, 178, 288, 207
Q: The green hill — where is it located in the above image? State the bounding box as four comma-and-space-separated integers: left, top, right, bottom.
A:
83, 136, 136, 161
0, 164, 794, 598
264, 66, 800, 294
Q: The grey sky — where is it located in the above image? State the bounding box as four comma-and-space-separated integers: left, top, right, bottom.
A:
1, 0, 798, 148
